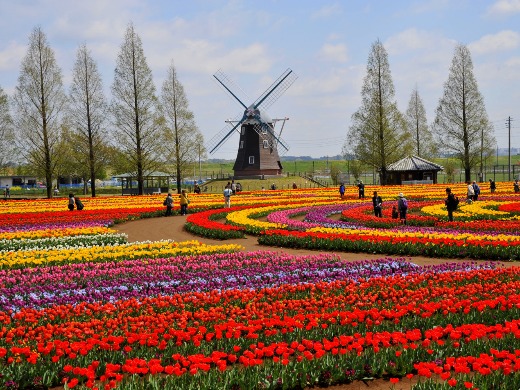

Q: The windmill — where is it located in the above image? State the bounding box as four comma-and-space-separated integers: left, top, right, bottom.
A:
207, 68, 297, 178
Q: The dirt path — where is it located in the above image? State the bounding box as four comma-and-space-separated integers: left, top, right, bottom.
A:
115, 215, 456, 266
114, 215, 518, 390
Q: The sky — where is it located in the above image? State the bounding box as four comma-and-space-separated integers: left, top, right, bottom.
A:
0, 0, 519, 160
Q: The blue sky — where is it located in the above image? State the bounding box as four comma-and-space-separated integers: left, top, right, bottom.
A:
1, 0, 519, 159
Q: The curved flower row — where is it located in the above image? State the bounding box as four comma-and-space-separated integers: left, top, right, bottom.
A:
0, 240, 243, 270
2, 251, 497, 312
0, 233, 128, 251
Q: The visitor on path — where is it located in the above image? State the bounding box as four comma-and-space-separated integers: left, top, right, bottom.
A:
445, 187, 459, 222
397, 193, 408, 224
224, 185, 232, 208
339, 183, 345, 199
357, 181, 365, 199
68, 193, 75, 211
231, 180, 237, 195
515, 179, 520, 193
489, 179, 496, 193
3, 185, 9, 199
472, 181, 480, 201
292, 182, 298, 189
467, 182, 475, 202
194, 185, 201, 194
372, 191, 383, 218
270, 183, 277, 190
164, 193, 173, 216
180, 189, 189, 215
75, 197, 84, 211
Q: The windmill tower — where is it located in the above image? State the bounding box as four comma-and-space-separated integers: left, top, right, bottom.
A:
207, 69, 297, 178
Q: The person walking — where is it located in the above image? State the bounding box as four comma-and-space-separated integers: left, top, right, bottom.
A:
292, 182, 298, 189
339, 183, 345, 199
4, 185, 10, 199
372, 191, 383, 217
467, 182, 475, 202
514, 179, 520, 193
444, 187, 459, 222
357, 181, 365, 199
163, 193, 173, 216
68, 193, 75, 211
179, 189, 189, 215
223, 184, 232, 208
397, 193, 408, 224
472, 181, 480, 201
489, 179, 496, 193
231, 180, 237, 195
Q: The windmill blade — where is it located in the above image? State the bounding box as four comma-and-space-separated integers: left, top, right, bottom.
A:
253, 68, 298, 112
207, 120, 243, 154
252, 120, 290, 153
213, 69, 248, 109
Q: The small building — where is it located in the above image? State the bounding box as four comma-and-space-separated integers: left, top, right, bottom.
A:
113, 171, 172, 195
0, 175, 39, 188
386, 156, 443, 185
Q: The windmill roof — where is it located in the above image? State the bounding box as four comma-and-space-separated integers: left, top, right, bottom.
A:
387, 156, 443, 172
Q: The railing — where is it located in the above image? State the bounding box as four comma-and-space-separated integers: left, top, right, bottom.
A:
401, 180, 434, 185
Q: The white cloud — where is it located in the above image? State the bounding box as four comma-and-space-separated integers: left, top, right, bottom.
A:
486, 0, 520, 16
0, 41, 25, 72
311, 3, 342, 19
469, 30, 520, 54
385, 28, 450, 54
318, 43, 348, 63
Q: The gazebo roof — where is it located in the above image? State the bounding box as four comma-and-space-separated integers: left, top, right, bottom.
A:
387, 156, 443, 172
113, 171, 172, 179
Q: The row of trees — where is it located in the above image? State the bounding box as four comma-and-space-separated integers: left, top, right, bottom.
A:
0, 24, 206, 197
345, 40, 495, 184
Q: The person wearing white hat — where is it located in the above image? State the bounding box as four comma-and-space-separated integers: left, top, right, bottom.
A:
397, 193, 408, 224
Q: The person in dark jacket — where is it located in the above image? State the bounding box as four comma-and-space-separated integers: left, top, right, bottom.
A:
489, 179, 496, 193
444, 187, 458, 222
357, 181, 365, 199
372, 191, 383, 217
397, 193, 408, 224
68, 193, 75, 211
75, 196, 84, 211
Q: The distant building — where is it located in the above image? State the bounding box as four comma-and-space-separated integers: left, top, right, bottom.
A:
385, 156, 443, 185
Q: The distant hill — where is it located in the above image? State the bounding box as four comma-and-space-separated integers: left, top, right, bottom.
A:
207, 155, 345, 163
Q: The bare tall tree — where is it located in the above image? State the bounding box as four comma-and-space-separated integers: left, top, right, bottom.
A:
111, 23, 163, 195
405, 87, 437, 159
432, 43, 495, 182
345, 40, 411, 185
68, 44, 108, 197
12, 27, 67, 198
161, 61, 206, 193
0, 86, 15, 172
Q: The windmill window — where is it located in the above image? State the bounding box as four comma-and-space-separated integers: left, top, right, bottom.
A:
263, 140, 269, 148
240, 141, 244, 149
249, 156, 254, 164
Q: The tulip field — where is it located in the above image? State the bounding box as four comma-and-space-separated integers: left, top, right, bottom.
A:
1, 182, 520, 389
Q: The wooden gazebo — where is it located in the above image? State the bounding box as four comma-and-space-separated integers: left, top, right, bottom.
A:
385, 156, 443, 185
114, 171, 172, 195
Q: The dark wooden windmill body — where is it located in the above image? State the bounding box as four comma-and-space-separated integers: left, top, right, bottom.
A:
208, 69, 297, 178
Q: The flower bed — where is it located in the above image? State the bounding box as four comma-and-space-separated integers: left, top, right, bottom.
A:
2, 187, 520, 389
1, 257, 517, 389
